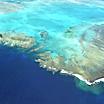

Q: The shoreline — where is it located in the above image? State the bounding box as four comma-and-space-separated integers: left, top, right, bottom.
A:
60, 69, 104, 86
39, 63, 104, 86
40, 64, 104, 86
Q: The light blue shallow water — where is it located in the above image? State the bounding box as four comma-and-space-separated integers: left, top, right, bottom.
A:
0, 0, 104, 36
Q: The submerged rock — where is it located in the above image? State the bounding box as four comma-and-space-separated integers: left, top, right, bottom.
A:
39, 31, 48, 39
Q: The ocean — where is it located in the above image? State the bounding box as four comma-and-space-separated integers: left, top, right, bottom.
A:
0, 0, 104, 104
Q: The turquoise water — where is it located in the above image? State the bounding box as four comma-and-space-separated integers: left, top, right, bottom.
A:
0, 0, 104, 36
0, 0, 104, 51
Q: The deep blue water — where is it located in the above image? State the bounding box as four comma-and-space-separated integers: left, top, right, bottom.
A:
0, 46, 104, 104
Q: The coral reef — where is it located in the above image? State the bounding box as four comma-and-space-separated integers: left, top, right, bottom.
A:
0, 23, 104, 85
0, 32, 35, 49
36, 24, 104, 85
